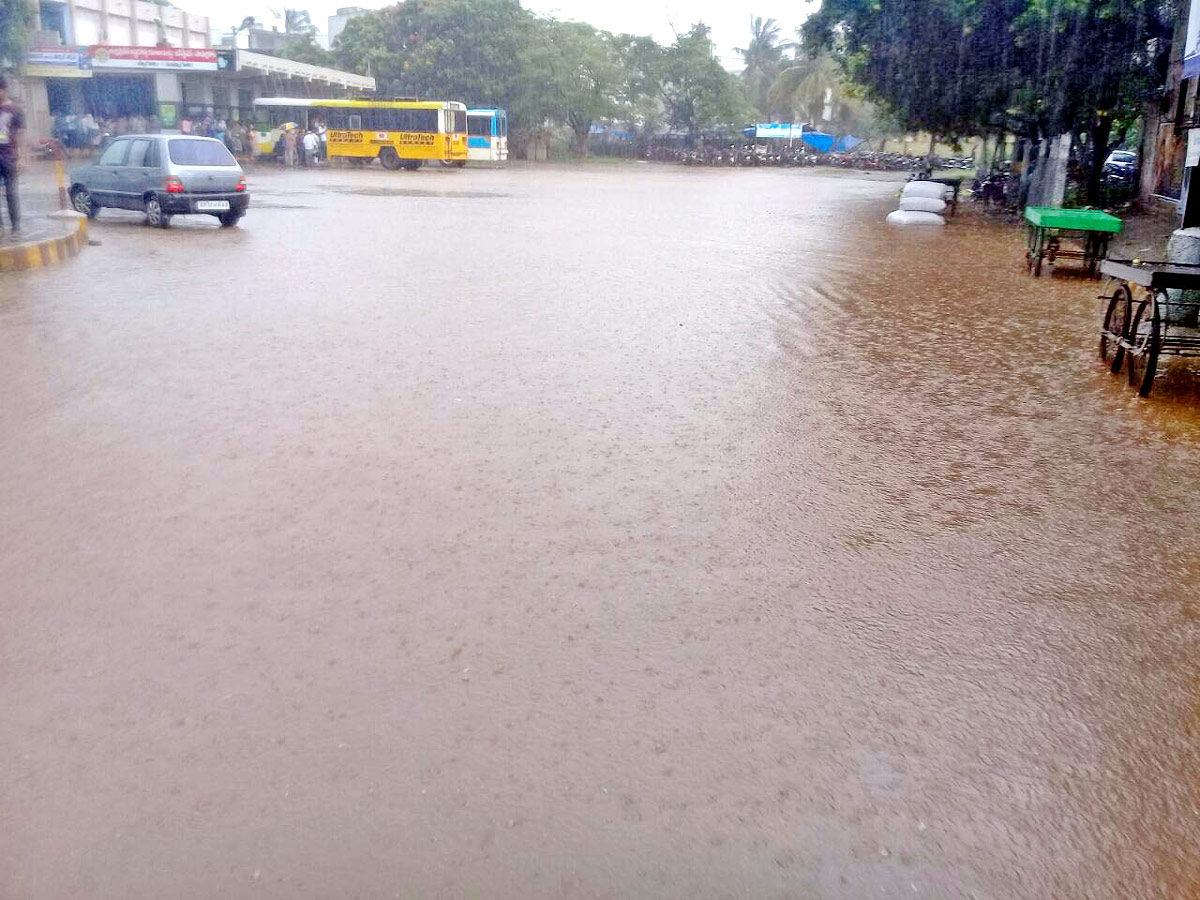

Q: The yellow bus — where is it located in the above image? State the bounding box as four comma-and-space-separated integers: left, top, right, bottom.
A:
251, 98, 468, 170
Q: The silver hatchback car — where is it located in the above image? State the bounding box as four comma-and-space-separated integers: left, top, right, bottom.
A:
69, 134, 250, 228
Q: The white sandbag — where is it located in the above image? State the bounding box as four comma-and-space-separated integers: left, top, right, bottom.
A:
901, 180, 949, 200
886, 210, 946, 226
899, 196, 947, 214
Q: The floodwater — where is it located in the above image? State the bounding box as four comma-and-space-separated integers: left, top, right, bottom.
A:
3, 164, 1200, 900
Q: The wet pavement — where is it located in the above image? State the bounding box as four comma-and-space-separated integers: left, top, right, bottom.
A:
3, 163, 1200, 900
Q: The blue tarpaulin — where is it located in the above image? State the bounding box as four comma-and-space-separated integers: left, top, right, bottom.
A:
834, 135, 865, 152
800, 132, 835, 154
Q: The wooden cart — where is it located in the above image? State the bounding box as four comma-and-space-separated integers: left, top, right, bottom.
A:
1025, 207, 1122, 277
1098, 259, 1200, 397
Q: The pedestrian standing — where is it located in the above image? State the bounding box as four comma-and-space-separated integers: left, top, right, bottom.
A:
215, 117, 227, 148
0, 76, 25, 236
315, 118, 327, 162
283, 126, 298, 167
243, 122, 257, 162
296, 126, 309, 167
302, 127, 319, 167
180, 115, 192, 135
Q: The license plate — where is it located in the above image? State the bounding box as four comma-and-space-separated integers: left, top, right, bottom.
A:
195, 200, 230, 211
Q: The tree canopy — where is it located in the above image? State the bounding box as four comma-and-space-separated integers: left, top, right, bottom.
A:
801, 0, 1173, 143
334, 0, 749, 149
0, 0, 35, 69
659, 24, 753, 137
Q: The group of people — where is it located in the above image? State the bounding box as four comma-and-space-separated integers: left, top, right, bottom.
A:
52, 109, 262, 160
52, 112, 148, 154
180, 115, 259, 158
281, 122, 327, 167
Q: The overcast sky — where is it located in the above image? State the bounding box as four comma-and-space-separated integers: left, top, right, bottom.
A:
198, 0, 817, 69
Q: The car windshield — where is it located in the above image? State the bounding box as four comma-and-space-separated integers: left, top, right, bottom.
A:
1110, 152, 1136, 162
168, 139, 237, 167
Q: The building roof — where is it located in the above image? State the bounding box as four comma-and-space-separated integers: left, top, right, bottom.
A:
236, 50, 375, 91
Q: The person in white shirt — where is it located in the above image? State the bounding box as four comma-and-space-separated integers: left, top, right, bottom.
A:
301, 128, 319, 167
315, 119, 327, 161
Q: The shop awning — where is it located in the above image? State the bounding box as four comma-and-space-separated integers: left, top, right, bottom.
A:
236, 50, 375, 91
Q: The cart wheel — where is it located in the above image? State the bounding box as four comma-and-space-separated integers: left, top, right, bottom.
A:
1127, 290, 1161, 397
1100, 281, 1131, 374
1030, 253, 1043, 277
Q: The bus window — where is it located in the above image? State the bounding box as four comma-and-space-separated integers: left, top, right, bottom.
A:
453, 109, 467, 134
409, 109, 437, 133
467, 116, 490, 137
349, 113, 361, 130
499, 114, 507, 137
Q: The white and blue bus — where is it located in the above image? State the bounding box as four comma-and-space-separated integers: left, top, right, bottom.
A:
466, 108, 508, 163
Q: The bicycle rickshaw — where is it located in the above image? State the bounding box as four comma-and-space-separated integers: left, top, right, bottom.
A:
1098, 259, 1200, 397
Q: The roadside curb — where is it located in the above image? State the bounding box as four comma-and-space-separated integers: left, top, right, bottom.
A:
0, 212, 88, 273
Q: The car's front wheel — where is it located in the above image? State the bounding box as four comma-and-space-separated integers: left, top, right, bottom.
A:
71, 186, 98, 219
145, 195, 171, 229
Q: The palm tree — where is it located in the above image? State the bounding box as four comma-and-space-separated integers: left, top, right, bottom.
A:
769, 51, 843, 128
736, 16, 786, 120
284, 8, 314, 35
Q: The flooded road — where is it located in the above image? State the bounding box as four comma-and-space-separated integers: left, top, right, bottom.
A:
4, 164, 1200, 899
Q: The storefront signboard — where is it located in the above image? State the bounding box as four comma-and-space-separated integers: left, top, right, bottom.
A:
23, 48, 93, 78
1185, 0, 1200, 78
87, 46, 219, 71
755, 123, 806, 140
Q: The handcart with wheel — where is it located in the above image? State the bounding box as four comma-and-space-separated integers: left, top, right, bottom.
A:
1025, 207, 1122, 277
1098, 259, 1200, 397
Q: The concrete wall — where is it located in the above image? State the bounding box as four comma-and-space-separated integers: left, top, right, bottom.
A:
68, 0, 210, 48
10, 76, 52, 154
1139, 14, 1188, 204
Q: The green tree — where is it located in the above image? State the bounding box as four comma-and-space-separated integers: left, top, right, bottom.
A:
802, 0, 1172, 198
658, 24, 750, 140
769, 50, 843, 127
0, 0, 35, 68
335, 0, 535, 113
541, 21, 627, 155
279, 33, 335, 67
736, 16, 786, 119
608, 33, 665, 143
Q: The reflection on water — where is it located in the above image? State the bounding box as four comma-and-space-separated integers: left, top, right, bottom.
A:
4, 165, 1200, 900
321, 182, 510, 199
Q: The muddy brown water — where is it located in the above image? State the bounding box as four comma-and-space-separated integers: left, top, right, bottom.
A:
3, 164, 1200, 899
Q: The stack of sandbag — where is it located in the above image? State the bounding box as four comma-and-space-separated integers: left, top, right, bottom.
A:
886, 180, 948, 226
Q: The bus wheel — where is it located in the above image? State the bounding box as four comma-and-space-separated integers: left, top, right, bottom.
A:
379, 147, 401, 170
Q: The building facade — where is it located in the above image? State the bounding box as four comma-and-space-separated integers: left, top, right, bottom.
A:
327, 7, 367, 47
12, 0, 373, 150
